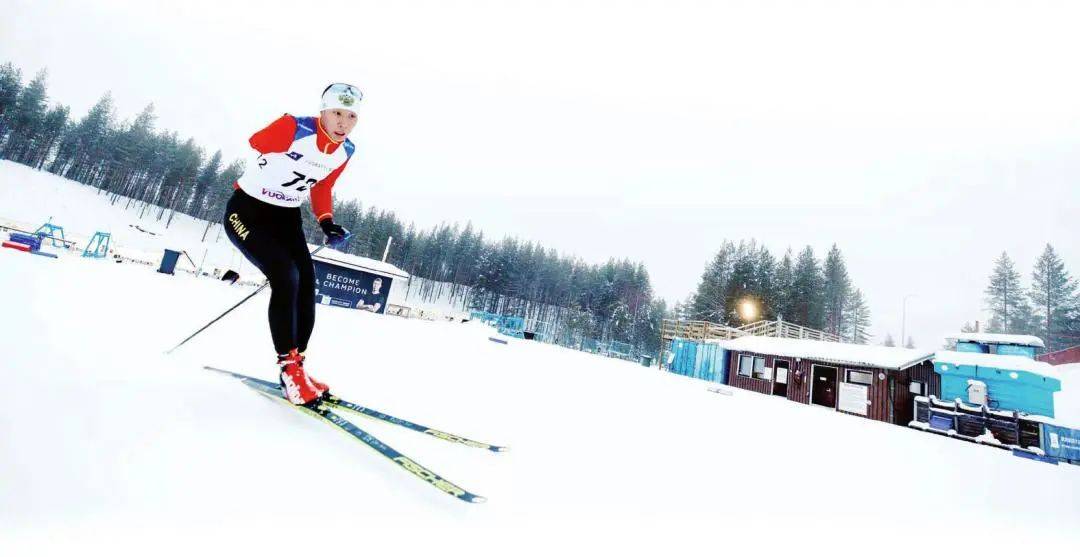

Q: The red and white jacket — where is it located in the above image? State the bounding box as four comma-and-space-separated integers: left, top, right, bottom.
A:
235, 114, 355, 222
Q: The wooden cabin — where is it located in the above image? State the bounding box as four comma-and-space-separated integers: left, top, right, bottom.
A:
712, 336, 937, 426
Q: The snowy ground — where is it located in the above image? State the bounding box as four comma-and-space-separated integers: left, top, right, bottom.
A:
3, 166, 1080, 555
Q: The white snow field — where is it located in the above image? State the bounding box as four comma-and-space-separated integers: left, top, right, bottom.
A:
2, 165, 1079, 556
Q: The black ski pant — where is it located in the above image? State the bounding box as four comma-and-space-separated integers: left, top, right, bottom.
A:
223, 189, 316, 355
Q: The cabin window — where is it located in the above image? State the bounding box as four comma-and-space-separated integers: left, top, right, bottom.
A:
752, 357, 771, 380
909, 381, 924, 395
738, 355, 767, 378
846, 370, 873, 386
738, 355, 753, 377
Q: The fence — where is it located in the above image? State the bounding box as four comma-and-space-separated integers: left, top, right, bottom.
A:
659, 318, 840, 369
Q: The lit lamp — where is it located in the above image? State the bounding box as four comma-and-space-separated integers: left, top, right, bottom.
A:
739, 299, 758, 323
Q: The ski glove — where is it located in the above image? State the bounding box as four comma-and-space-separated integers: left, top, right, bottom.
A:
319, 218, 351, 248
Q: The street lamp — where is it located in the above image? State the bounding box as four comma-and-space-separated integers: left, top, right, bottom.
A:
901, 294, 917, 348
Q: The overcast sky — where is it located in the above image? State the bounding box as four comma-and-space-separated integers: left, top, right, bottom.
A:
3, 0, 1078, 348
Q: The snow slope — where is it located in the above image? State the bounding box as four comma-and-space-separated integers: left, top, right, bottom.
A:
2, 165, 1080, 556
0, 160, 244, 271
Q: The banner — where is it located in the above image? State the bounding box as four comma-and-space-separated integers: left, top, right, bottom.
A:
313, 260, 393, 314
1041, 424, 1080, 461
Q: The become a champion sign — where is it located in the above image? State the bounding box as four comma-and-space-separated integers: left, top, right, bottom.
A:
313, 260, 392, 314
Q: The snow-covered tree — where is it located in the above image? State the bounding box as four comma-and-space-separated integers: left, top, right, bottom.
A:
690, 241, 735, 322
773, 248, 795, 320
790, 246, 825, 330
823, 244, 852, 337
1029, 244, 1079, 351
844, 288, 872, 344
984, 252, 1035, 334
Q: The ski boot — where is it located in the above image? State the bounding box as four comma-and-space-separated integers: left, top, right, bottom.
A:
298, 351, 331, 396
278, 349, 324, 406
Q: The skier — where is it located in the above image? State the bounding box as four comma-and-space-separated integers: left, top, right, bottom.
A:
223, 83, 361, 405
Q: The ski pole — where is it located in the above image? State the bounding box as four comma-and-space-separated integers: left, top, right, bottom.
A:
165, 244, 329, 354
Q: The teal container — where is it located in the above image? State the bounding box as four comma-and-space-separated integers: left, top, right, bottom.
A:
936, 360, 1061, 418
668, 339, 728, 384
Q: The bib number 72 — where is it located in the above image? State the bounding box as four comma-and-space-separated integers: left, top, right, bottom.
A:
282, 171, 317, 192
256, 157, 319, 192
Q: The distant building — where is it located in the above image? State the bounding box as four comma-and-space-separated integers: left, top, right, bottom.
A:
710, 336, 937, 426
1037, 345, 1080, 366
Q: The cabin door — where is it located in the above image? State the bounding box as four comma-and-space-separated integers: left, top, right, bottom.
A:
811, 365, 838, 408
773, 360, 790, 397
891, 377, 916, 425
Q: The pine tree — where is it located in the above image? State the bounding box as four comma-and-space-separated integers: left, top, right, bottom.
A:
106, 104, 157, 203
690, 241, 735, 322
28, 104, 69, 169
755, 247, 777, 320
1029, 244, 1079, 351
789, 246, 825, 329
822, 244, 852, 337
204, 159, 243, 222
189, 149, 222, 219
723, 241, 759, 324
905, 336, 915, 349
883, 332, 896, 347
2, 69, 48, 163
51, 92, 114, 182
984, 252, 1035, 334
773, 248, 795, 320
844, 288, 872, 344
0, 62, 24, 142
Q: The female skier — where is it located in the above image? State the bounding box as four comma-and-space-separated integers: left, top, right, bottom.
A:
223, 83, 361, 405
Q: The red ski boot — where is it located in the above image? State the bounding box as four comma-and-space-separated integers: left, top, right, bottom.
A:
278, 349, 323, 406
298, 352, 330, 396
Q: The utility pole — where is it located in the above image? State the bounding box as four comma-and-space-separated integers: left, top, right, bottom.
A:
901, 294, 916, 348
382, 236, 393, 262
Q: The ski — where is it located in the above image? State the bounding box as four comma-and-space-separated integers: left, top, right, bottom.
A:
236, 375, 485, 503
205, 366, 507, 452
323, 394, 508, 453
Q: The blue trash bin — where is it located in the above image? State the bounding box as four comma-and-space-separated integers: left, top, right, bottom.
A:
158, 249, 181, 275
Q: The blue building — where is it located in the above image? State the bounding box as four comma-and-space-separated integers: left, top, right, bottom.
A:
934, 333, 1061, 418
